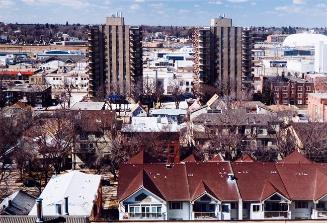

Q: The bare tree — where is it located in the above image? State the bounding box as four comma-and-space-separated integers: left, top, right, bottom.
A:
23, 111, 75, 187
169, 80, 184, 109
0, 110, 32, 198
153, 81, 164, 108
292, 123, 327, 162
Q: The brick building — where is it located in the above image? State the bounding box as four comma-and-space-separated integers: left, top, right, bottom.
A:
307, 93, 327, 122
264, 76, 314, 106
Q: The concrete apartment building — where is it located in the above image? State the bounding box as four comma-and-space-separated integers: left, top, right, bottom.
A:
87, 14, 142, 99
308, 93, 327, 122
193, 17, 253, 100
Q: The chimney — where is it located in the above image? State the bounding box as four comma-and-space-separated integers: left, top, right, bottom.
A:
204, 152, 209, 161
36, 198, 43, 223
64, 197, 69, 215
55, 203, 62, 215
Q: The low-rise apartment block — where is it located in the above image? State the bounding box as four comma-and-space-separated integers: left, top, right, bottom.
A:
118, 151, 327, 221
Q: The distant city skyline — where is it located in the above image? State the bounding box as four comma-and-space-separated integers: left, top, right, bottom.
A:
0, 0, 327, 27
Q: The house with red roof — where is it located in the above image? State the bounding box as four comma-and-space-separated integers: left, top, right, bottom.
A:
117, 150, 327, 220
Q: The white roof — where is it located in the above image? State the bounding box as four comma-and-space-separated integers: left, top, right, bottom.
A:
121, 117, 180, 132
29, 171, 101, 217
150, 108, 187, 116
71, 102, 105, 110
283, 33, 327, 48
175, 60, 193, 68
40, 60, 65, 68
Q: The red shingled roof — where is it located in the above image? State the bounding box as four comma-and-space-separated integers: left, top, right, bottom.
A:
236, 154, 255, 162
118, 162, 239, 202
119, 169, 165, 201
191, 181, 219, 201
314, 169, 327, 201
181, 154, 197, 163
118, 164, 190, 202
119, 153, 327, 203
280, 150, 312, 164
0, 70, 36, 76
232, 162, 289, 201
186, 162, 239, 201
209, 154, 224, 162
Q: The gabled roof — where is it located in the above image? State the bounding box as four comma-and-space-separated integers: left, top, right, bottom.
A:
209, 154, 224, 162
232, 162, 289, 201
0, 190, 35, 215
191, 181, 219, 201
185, 162, 239, 202
206, 94, 227, 110
181, 154, 197, 163
118, 164, 190, 202
74, 110, 116, 133
314, 169, 327, 201
119, 156, 327, 203
29, 171, 101, 216
119, 170, 165, 201
188, 99, 202, 113
280, 150, 312, 164
276, 163, 316, 200
236, 154, 255, 162
260, 180, 286, 201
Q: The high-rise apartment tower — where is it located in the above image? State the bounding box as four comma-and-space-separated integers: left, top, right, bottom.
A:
193, 17, 253, 100
87, 14, 143, 99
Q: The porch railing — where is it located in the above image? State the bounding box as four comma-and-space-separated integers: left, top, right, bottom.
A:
194, 212, 216, 219
317, 211, 327, 218
264, 211, 289, 218
128, 213, 163, 219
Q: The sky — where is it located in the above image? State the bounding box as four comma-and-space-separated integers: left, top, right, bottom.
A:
0, 0, 326, 27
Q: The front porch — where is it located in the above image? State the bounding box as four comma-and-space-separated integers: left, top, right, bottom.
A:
192, 194, 218, 220
312, 201, 327, 219
263, 194, 290, 219
192, 194, 219, 220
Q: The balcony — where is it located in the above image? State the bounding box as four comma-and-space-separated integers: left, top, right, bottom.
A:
317, 211, 327, 218
128, 212, 163, 219
264, 211, 289, 219
194, 212, 216, 219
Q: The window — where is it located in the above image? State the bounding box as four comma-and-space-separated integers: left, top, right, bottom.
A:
169, 202, 182, 210
129, 205, 162, 218
298, 93, 303, 98
257, 128, 265, 135
80, 143, 88, 149
186, 81, 190, 86
298, 100, 303, 105
306, 86, 311, 91
222, 204, 230, 213
252, 205, 260, 212
295, 201, 308, 209
317, 202, 325, 209
135, 193, 148, 201
298, 86, 303, 91
79, 132, 88, 140
231, 203, 237, 209
179, 81, 183, 86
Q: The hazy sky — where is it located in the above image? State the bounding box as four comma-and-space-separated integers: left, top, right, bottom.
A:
0, 0, 326, 27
